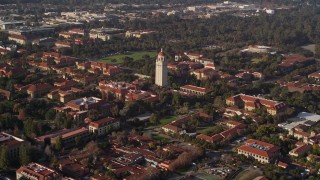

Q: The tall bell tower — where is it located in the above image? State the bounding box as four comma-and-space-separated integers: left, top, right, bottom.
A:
155, 48, 168, 87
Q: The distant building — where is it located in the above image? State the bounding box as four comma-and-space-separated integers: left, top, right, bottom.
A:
97, 81, 138, 101
191, 68, 216, 80
155, 49, 168, 87
180, 85, 210, 95
226, 94, 287, 115
278, 54, 314, 73
125, 30, 156, 38
16, 162, 62, 180
184, 52, 215, 66
243, 45, 271, 53
237, 139, 280, 164
89, 117, 120, 136
125, 90, 158, 102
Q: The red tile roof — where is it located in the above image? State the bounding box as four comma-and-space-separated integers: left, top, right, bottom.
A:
238, 139, 279, 158
309, 72, 320, 78
180, 85, 210, 93
61, 127, 88, 139
89, 117, 118, 128
277, 161, 288, 169
27, 83, 53, 92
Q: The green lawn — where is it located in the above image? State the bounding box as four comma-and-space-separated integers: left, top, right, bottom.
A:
197, 126, 216, 135
159, 116, 176, 126
235, 168, 262, 180
100, 51, 157, 64
251, 58, 264, 64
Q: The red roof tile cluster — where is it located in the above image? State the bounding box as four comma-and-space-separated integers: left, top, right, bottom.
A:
227, 94, 286, 112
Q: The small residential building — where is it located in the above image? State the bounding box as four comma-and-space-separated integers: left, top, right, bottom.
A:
237, 139, 280, 164
16, 162, 62, 180
89, 117, 120, 136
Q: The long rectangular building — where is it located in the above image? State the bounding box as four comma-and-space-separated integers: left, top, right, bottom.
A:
237, 139, 280, 164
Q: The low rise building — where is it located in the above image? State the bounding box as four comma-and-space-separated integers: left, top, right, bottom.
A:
16, 162, 62, 180
180, 85, 210, 95
237, 139, 280, 164
125, 30, 156, 38
191, 68, 216, 80
125, 90, 158, 102
89, 117, 120, 136
289, 143, 312, 157
97, 81, 138, 100
278, 54, 314, 73
226, 94, 287, 115
27, 83, 54, 98
65, 97, 105, 111
51, 127, 89, 148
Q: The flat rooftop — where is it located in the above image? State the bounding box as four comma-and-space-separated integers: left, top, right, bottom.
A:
278, 112, 320, 130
